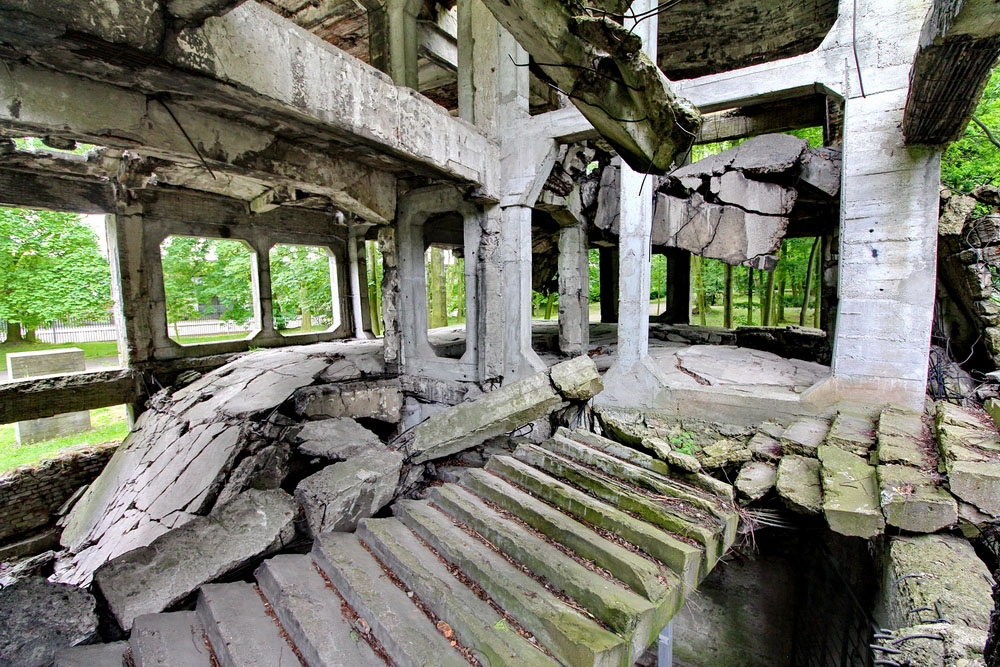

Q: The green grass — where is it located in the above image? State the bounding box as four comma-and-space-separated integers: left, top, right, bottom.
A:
170, 331, 250, 345
0, 405, 129, 473
0, 340, 119, 370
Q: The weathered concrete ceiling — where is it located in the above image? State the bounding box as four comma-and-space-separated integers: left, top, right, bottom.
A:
903, 0, 1000, 144
0, 0, 495, 222
656, 0, 839, 80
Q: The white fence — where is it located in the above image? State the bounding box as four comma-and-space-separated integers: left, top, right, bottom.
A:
0, 318, 253, 344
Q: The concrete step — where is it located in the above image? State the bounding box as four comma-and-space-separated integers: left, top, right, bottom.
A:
459, 467, 679, 607
817, 444, 885, 538
311, 531, 468, 667
825, 410, 875, 456
485, 454, 702, 589
513, 443, 724, 571
875, 406, 932, 467
877, 463, 958, 533
779, 417, 830, 457
544, 431, 738, 544
394, 498, 629, 667
561, 427, 735, 504
130, 611, 212, 667
356, 517, 558, 667
52, 641, 128, 667
428, 482, 657, 657
255, 554, 381, 667
196, 583, 295, 667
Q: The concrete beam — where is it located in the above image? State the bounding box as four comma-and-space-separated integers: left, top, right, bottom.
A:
0, 168, 114, 214
0, 370, 142, 425
0, 1, 495, 199
696, 95, 827, 144
903, 0, 1000, 144
166, 0, 247, 25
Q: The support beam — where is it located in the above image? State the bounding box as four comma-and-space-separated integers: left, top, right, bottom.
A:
696, 95, 828, 145
0, 168, 114, 214
0, 1, 495, 204
0, 370, 142, 425
903, 0, 1000, 144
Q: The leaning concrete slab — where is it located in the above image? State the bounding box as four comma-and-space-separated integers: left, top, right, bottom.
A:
93, 489, 297, 631
403, 355, 601, 464
775, 455, 822, 515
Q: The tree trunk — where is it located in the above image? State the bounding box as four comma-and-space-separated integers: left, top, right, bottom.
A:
693, 256, 708, 326
429, 246, 447, 328
543, 292, 556, 320
367, 242, 381, 336
763, 269, 776, 326
775, 242, 787, 323
5, 321, 23, 344
24, 327, 36, 343
813, 237, 823, 329
723, 264, 733, 328
800, 237, 820, 326
747, 266, 754, 326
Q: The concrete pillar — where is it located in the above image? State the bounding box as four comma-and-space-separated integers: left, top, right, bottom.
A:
558, 222, 590, 356
377, 225, 401, 373
347, 226, 367, 338
105, 208, 156, 368
366, 0, 421, 88
664, 250, 691, 325
821, 91, 941, 407
597, 0, 667, 407
599, 246, 619, 323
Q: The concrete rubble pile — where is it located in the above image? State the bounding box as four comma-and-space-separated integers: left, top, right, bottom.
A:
652, 134, 842, 268
595, 399, 1000, 541
1, 347, 603, 661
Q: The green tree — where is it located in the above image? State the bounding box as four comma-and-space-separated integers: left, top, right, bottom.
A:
942, 66, 1000, 192
270, 244, 332, 332
0, 207, 111, 342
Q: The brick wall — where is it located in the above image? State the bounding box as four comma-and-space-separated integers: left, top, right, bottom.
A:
0, 443, 118, 544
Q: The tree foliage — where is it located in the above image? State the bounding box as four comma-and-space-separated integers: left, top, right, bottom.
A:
942, 66, 1000, 192
270, 244, 334, 331
0, 207, 111, 333
159, 236, 254, 329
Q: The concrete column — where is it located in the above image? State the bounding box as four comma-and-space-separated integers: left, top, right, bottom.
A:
599, 246, 619, 323
664, 250, 691, 325
106, 207, 156, 368
347, 226, 366, 338
597, 0, 667, 407
817, 90, 941, 408
377, 225, 401, 373
366, 0, 421, 88
558, 222, 590, 356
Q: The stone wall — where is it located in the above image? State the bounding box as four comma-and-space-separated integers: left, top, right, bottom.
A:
0, 443, 117, 544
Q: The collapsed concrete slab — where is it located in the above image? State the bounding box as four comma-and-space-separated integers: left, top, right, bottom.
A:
817, 444, 885, 539
735, 462, 777, 504
0, 577, 98, 667
93, 488, 297, 631
294, 417, 383, 461
294, 448, 404, 534
652, 134, 840, 267
55, 342, 383, 586
402, 355, 602, 464
776, 455, 821, 515
935, 401, 1000, 517
479, 0, 700, 173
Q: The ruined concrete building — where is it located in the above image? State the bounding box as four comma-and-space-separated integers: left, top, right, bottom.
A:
2, 0, 1000, 665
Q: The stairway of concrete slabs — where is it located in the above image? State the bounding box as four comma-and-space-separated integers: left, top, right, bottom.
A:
55, 427, 738, 667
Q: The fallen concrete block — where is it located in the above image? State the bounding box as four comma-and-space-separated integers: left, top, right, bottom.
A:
780, 417, 830, 457
817, 445, 885, 538
824, 410, 874, 457
295, 417, 382, 460
294, 448, 404, 534
0, 577, 98, 667
93, 489, 297, 630
882, 534, 994, 632
404, 356, 601, 464
776, 455, 822, 514
698, 439, 752, 469
877, 464, 957, 533
293, 379, 403, 423
735, 462, 777, 503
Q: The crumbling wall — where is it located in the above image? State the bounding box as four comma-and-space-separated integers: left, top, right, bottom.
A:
0, 443, 117, 544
